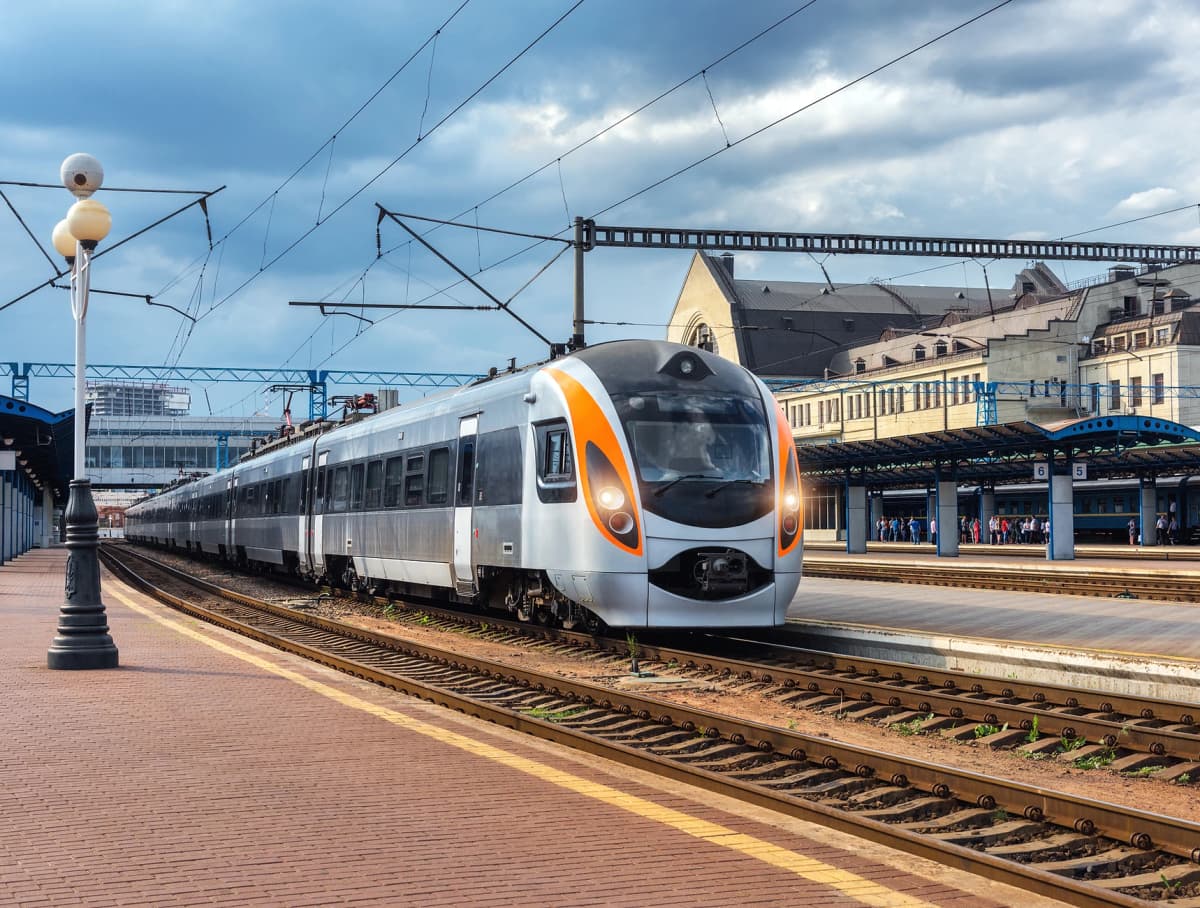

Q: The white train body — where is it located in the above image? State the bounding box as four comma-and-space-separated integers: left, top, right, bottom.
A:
126, 340, 803, 629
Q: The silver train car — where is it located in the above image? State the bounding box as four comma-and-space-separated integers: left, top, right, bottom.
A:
126, 340, 804, 629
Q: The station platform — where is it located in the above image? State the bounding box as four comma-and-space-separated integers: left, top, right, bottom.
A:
0, 548, 1050, 908
786, 542, 1200, 701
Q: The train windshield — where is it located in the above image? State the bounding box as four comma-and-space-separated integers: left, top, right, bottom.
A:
613, 391, 772, 528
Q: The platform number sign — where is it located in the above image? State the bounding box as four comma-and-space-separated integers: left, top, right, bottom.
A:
1033, 462, 1049, 480
1072, 463, 1087, 480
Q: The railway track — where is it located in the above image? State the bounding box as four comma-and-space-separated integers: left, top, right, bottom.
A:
102, 545, 1200, 906
803, 556, 1200, 603
112, 543, 1200, 773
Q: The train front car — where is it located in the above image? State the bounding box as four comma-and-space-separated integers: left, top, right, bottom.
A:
530, 340, 802, 628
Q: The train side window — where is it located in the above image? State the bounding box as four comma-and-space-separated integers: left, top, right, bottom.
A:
457, 442, 475, 506
365, 460, 383, 509
316, 467, 328, 514
245, 485, 258, 517
534, 421, 576, 503
383, 457, 404, 508
427, 448, 450, 504
350, 463, 365, 510
332, 466, 349, 512
405, 454, 425, 507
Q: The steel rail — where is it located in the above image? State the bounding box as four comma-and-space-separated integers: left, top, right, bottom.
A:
110, 544, 1200, 762
101, 547, 1200, 880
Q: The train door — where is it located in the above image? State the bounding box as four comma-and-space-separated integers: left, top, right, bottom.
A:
312, 450, 329, 577
226, 476, 236, 556
299, 454, 312, 574
452, 416, 478, 595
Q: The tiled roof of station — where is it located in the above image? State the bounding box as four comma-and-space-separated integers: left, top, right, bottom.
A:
796, 415, 1200, 487
0, 396, 77, 501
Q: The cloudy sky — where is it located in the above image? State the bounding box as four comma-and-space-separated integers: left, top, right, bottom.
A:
2, 0, 1198, 415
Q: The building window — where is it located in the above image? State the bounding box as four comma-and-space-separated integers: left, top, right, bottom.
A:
1123, 295, 1139, 317
1155, 327, 1171, 345
818, 400, 825, 425
1110, 380, 1122, 411
1152, 296, 1165, 316
1090, 383, 1100, 414
934, 341, 948, 357
913, 344, 926, 362
1152, 373, 1165, 404
1112, 335, 1127, 351
1130, 376, 1143, 408
1093, 339, 1107, 354
854, 358, 866, 374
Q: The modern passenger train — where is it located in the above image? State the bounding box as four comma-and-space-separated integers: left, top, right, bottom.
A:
126, 340, 804, 630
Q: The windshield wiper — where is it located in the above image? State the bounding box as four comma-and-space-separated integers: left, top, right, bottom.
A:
704, 478, 762, 498
652, 473, 719, 497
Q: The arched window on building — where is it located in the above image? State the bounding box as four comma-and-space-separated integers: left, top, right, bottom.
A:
913, 344, 926, 362
687, 323, 718, 354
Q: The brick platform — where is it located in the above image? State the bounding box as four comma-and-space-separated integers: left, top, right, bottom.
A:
0, 548, 1063, 907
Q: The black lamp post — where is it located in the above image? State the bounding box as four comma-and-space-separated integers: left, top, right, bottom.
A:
47, 152, 118, 670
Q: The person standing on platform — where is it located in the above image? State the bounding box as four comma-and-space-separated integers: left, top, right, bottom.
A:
1157, 513, 1169, 545
910, 516, 921, 544
930, 516, 937, 546
1169, 516, 1179, 545
1128, 518, 1137, 546
1000, 517, 1009, 544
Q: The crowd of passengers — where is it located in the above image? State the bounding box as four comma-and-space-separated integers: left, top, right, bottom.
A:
875, 515, 1052, 545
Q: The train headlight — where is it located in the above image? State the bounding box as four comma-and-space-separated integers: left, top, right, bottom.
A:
784, 491, 799, 512
608, 511, 634, 534
585, 441, 640, 553
597, 486, 625, 510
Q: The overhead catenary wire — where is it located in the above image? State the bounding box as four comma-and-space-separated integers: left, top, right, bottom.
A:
218, 0, 825, 398
324, 0, 1020, 366
185, 0, 586, 338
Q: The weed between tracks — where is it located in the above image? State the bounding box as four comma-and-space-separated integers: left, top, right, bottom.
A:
520, 706, 586, 723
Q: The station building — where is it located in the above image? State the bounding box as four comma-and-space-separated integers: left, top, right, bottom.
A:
667, 252, 1200, 543
82, 381, 279, 492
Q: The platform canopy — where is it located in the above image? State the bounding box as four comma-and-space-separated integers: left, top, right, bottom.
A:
796, 415, 1200, 488
0, 396, 78, 502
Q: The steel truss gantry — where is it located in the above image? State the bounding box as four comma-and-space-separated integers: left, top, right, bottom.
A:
3, 363, 482, 420
584, 223, 1200, 263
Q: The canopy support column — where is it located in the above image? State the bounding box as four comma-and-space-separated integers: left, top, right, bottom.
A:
1048, 461, 1075, 561
1139, 476, 1158, 547
935, 466, 958, 557
845, 479, 867, 554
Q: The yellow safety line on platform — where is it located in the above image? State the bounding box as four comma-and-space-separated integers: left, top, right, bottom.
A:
109, 586, 939, 908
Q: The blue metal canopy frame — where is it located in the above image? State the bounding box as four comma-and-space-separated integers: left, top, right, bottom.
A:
797, 416, 1200, 488
0, 396, 77, 501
